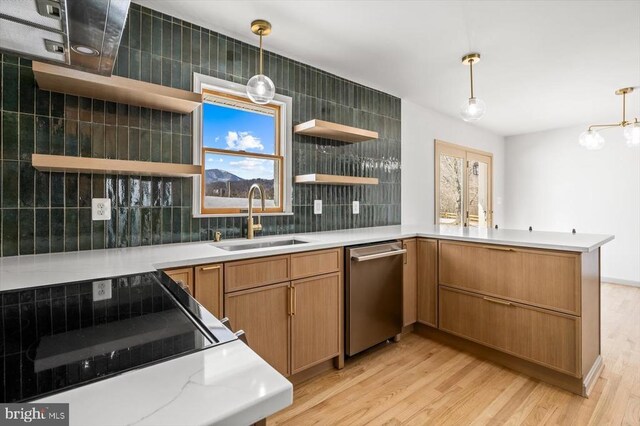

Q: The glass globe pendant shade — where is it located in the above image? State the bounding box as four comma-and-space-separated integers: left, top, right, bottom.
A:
460, 97, 486, 122
624, 122, 640, 147
578, 129, 605, 150
246, 74, 275, 105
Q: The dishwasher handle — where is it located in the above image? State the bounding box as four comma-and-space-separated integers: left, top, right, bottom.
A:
351, 248, 407, 262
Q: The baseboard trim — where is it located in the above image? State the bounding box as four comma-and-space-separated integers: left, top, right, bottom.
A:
602, 277, 640, 288
583, 355, 604, 397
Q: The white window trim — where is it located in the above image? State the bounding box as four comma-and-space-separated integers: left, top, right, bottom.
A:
192, 73, 293, 218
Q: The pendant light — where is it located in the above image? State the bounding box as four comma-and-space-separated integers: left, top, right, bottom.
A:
246, 19, 275, 105
460, 53, 486, 122
579, 87, 639, 150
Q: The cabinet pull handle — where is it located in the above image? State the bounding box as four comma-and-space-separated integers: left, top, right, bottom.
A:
288, 287, 293, 315
291, 286, 296, 316
483, 296, 512, 306
403, 243, 407, 264
486, 246, 514, 252
200, 265, 221, 271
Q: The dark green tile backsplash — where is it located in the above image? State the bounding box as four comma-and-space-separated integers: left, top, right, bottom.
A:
0, 3, 401, 257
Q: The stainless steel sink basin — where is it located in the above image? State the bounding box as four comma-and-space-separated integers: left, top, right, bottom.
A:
214, 238, 310, 252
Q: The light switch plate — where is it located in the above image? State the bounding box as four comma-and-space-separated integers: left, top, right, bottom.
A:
92, 198, 111, 220
352, 201, 360, 214
314, 199, 322, 215
93, 279, 112, 302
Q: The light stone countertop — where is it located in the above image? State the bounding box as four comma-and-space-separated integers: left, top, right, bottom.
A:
35, 340, 293, 426
0, 225, 614, 292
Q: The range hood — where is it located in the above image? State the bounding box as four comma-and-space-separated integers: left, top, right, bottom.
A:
0, 0, 130, 76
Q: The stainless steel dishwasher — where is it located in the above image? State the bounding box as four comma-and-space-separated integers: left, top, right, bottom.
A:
345, 241, 406, 356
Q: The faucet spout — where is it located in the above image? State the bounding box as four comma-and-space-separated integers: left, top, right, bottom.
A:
247, 183, 266, 239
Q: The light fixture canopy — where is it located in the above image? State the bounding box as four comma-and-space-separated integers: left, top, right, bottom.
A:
580, 87, 639, 150
246, 19, 275, 105
460, 53, 486, 122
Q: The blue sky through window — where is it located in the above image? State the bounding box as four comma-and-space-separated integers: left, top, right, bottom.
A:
202, 103, 276, 154
202, 102, 277, 180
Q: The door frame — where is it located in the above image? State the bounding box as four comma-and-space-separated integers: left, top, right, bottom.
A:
434, 139, 493, 227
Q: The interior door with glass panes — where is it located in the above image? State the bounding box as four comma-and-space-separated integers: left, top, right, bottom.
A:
435, 141, 493, 228
436, 143, 466, 226
466, 152, 492, 227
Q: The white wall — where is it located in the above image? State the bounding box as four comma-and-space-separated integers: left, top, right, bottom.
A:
504, 125, 640, 285
401, 99, 506, 227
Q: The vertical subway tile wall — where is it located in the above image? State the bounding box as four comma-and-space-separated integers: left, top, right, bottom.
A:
0, 3, 401, 257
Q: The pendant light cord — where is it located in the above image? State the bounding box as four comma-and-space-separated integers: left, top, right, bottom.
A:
469, 59, 474, 99
259, 30, 264, 75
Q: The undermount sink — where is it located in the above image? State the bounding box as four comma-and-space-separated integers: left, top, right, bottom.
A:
214, 238, 310, 252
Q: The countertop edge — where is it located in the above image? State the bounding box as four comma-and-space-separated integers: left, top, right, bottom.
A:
416, 232, 616, 253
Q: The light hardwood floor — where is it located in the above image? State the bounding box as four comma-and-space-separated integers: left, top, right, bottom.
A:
269, 283, 640, 425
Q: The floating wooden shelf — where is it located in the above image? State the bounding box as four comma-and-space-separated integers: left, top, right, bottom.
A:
32, 154, 201, 177
32, 62, 202, 114
293, 119, 378, 143
294, 174, 379, 185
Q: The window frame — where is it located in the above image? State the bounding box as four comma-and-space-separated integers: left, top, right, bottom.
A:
192, 73, 293, 217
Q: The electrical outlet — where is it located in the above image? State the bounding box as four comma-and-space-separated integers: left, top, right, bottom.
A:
92, 279, 112, 302
352, 201, 360, 214
314, 199, 322, 215
92, 198, 111, 221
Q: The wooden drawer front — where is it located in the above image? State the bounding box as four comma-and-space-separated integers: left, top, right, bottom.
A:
291, 248, 341, 280
439, 241, 580, 314
439, 286, 580, 376
224, 255, 290, 293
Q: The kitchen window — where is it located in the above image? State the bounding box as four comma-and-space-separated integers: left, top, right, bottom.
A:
192, 74, 292, 216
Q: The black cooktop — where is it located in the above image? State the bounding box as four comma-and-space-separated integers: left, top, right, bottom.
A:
0, 271, 232, 403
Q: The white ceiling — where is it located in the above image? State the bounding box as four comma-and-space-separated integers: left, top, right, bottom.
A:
136, 0, 640, 136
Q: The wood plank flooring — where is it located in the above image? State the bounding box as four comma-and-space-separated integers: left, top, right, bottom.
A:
269, 283, 640, 425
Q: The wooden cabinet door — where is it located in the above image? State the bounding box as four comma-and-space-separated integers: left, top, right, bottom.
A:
194, 264, 223, 318
417, 239, 438, 327
164, 267, 194, 295
291, 273, 341, 374
225, 282, 290, 376
402, 239, 417, 326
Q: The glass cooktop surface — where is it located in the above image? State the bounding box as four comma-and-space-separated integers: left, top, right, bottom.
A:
0, 272, 216, 402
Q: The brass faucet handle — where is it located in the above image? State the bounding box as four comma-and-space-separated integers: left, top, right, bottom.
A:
213, 231, 222, 242
253, 223, 263, 232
